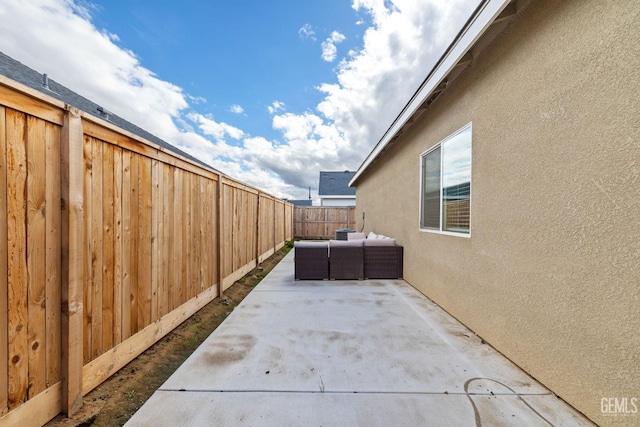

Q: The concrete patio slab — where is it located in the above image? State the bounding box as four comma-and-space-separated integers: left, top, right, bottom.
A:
125, 251, 594, 426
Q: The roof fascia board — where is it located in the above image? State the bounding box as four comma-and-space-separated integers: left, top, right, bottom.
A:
350, 0, 512, 186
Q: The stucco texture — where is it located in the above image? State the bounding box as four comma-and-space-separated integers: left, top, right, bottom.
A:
353, 0, 640, 425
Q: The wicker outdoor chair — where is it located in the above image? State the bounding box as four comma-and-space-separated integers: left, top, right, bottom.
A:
364, 243, 404, 279
329, 239, 364, 280
294, 241, 329, 280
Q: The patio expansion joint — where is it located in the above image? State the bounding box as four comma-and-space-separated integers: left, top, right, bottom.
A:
156, 388, 554, 397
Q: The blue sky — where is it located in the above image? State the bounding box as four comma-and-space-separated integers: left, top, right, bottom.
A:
90, 0, 365, 142
0, 0, 479, 200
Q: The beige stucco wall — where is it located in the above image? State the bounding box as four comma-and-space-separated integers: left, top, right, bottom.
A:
354, 0, 640, 425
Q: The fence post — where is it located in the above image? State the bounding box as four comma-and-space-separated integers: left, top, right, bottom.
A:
216, 175, 223, 297
255, 192, 261, 263
0, 106, 7, 416
61, 107, 84, 415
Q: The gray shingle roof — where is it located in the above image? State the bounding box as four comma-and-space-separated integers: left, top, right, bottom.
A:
286, 199, 313, 206
0, 51, 217, 172
318, 171, 356, 196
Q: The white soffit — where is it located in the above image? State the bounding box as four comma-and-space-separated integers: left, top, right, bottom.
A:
350, 0, 512, 186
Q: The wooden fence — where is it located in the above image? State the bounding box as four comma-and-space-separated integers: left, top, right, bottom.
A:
294, 206, 356, 239
0, 77, 293, 426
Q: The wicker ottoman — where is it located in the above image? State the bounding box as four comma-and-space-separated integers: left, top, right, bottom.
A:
294, 241, 329, 280
329, 239, 364, 280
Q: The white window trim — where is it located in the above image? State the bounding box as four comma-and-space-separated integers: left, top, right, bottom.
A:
418, 122, 472, 238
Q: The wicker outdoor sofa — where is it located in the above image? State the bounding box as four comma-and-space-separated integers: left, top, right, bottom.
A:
294, 232, 403, 280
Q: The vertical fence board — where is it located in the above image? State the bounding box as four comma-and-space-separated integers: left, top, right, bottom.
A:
173, 169, 183, 308
193, 175, 201, 296
189, 175, 196, 295
274, 201, 279, 248
211, 179, 219, 293
243, 191, 249, 265
190, 175, 196, 295
166, 166, 175, 311
188, 174, 195, 298
184, 173, 192, 300
26, 116, 47, 398
128, 154, 139, 334
244, 191, 250, 264
90, 138, 103, 359
258, 195, 266, 257
226, 186, 233, 274
221, 184, 229, 280
137, 157, 152, 329
233, 189, 241, 271
181, 171, 188, 305
121, 152, 131, 340
233, 189, 240, 271
208, 179, 215, 288
6, 109, 28, 409
249, 193, 257, 263
285, 204, 293, 240
82, 136, 92, 364
244, 192, 250, 264
198, 178, 207, 292
191, 175, 204, 296
160, 165, 170, 315
276, 201, 285, 247
201, 180, 210, 289
113, 148, 123, 345
150, 160, 160, 321
101, 144, 114, 353
267, 198, 273, 251
158, 162, 167, 317
255, 193, 261, 262
272, 197, 276, 251
0, 106, 8, 415
156, 161, 166, 318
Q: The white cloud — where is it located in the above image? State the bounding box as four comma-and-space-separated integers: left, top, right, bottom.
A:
229, 104, 244, 114
188, 113, 245, 141
298, 23, 316, 41
0, 0, 188, 142
0, 0, 480, 200
188, 94, 207, 104
321, 31, 346, 62
315, 0, 479, 165
267, 100, 286, 114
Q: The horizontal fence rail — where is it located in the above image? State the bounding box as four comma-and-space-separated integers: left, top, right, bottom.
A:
0, 77, 293, 426
294, 206, 356, 240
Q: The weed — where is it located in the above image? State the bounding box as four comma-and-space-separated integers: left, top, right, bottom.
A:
186, 335, 198, 348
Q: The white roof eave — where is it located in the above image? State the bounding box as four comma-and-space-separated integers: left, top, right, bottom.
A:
349, 0, 512, 187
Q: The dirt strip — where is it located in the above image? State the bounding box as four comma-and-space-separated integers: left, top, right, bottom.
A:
46, 245, 291, 427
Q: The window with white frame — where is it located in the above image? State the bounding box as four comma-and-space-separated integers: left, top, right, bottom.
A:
420, 123, 471, 235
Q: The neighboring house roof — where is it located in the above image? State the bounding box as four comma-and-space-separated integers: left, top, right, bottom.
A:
350, 0, 516, 186
318, 171, 356, 197
0, 51, 217, 173
286, 199, 313, 206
